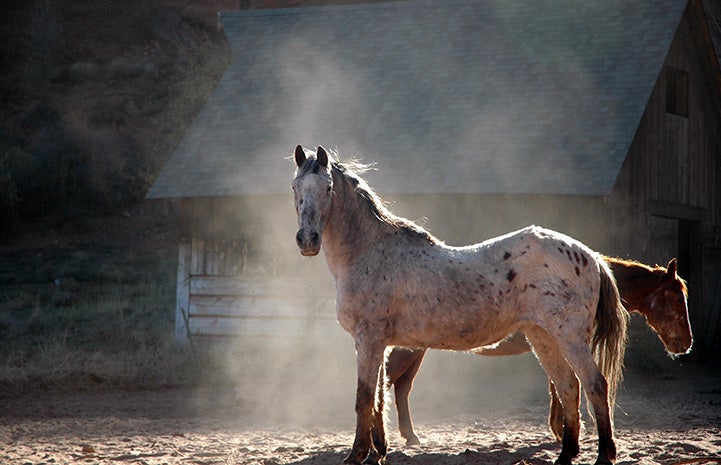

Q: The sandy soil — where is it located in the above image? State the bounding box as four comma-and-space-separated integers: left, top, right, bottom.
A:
1, 362, 720, 465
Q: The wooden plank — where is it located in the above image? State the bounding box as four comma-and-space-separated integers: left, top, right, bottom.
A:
188, 315, 338, 338
189, 294, 335, 319
645, 200, 706, 221
191, 238, 206, 275
189, 275, 332, 298
175, 241, 192, 346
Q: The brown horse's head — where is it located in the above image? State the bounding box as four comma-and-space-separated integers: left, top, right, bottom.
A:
292, 145, 333, 256
644, 259, 693, 355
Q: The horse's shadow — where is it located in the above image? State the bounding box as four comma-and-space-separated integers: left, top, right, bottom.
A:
287, 442, 556, 465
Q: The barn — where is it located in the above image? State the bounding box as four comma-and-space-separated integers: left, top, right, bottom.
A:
147, 0, 721, 356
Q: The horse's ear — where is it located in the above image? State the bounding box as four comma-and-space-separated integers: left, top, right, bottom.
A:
317, 146, 328, 168
294, 145, 306, 167
666, 258, 678, 278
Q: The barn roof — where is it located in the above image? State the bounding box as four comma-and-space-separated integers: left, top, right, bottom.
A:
147, 0, 687, 198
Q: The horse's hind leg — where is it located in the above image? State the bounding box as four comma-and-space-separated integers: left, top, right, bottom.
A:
549, 381, 566, 443
387, 348, 426, 446
525, 328, 581, 465
555, 340, 616, 465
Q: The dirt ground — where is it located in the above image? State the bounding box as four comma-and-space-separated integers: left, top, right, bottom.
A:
1, 357, 720, 465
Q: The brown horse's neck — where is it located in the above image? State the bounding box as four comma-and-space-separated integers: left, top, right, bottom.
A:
605, 256, 664, 317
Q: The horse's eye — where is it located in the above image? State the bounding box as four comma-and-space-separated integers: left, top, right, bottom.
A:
299, 198, 304, 205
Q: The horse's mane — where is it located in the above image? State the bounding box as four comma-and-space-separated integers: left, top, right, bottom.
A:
602, 255, 688, 295
329, 155, 439, 245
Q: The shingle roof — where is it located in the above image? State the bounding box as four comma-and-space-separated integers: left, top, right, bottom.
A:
147, 0, 687, 198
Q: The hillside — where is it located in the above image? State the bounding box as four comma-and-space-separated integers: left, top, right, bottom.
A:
0, 0, 231, 389
0, 0, 230, 229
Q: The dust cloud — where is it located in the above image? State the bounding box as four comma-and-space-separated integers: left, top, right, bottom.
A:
184, 1, 628, 433
182, 171, 561, 433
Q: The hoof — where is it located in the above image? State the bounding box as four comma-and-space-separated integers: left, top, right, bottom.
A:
363, 449, 385, 465
343, 455, 362, 465
554, 452, 573, 465
362, 458, 384, 465
404, 435, 421, 446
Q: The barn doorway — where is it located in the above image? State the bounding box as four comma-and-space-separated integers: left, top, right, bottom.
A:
678, 220, 704, 354
677, 219, 702, 286
645, 215, 705, 355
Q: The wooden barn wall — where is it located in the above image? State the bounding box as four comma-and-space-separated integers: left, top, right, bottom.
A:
174, 194, 610, 343
175, 196, 335, 343
386, 194, 610, 252
608, 0, 721, 354
181, 194, 610, 276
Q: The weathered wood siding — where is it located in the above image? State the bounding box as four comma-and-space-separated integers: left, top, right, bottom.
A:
387, 194, 610, 252
175, 196, 335, 344
611, 1, 721, 226
607, 0, 721, 354
174, 194, 611, 344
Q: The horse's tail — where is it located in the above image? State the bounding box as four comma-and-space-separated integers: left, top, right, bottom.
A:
593, 259, 629, 421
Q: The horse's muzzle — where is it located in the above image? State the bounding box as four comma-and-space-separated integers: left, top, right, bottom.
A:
296, 229, 321, 256
670, 337, 693, 356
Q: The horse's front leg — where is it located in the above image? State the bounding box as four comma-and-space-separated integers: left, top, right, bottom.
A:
344, 337, 387, 465
366, 353, 389, 464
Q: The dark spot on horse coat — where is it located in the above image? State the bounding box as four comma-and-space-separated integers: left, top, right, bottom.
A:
544, 263, 549, 268
582, 255, 589, 267
575, 266, 580, 276
503, 251, 511, 260
529, 283, 537, 289
506, 269, 517, 282
574, 251, 580, 263
566, 250, 573, 262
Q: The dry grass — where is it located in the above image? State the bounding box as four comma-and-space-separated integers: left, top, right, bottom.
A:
0, 0, 231, 390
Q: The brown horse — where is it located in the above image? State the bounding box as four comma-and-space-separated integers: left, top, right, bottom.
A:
388, 256, 692, 446
293, 146, 627, 465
